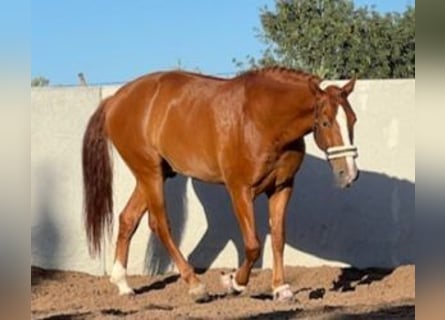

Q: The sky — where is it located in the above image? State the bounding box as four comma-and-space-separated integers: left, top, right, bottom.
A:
31, 0, 414, 86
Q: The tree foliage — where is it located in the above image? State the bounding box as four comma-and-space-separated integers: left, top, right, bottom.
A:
31, 76, 50, 87
234, 0, 415, 79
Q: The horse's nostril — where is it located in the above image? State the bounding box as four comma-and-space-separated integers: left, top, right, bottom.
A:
338, 170, 345, 177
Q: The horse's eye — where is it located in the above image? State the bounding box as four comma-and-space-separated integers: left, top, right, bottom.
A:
322, 121, 329, 128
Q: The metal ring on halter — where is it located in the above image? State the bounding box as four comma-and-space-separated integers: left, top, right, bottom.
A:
326, 145, 358, 160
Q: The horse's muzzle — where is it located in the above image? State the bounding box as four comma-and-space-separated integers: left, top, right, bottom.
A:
327, 145, 359, 188
335, 168, 359, 188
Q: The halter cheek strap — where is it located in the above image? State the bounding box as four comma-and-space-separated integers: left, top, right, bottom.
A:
326, 145, 358, 160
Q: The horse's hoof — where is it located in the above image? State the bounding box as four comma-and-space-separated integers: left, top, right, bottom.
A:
189, 282, 209, 303
119, 287, 135, 296
110, 277, 135, 296
273, 284, 294, 302
220, 272, 246, 295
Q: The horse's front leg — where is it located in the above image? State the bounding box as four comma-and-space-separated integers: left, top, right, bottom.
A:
267, 181, 295, 301
221, 186, 260, 295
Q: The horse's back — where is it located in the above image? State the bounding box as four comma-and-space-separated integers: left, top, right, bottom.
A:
104, 70, 241, 182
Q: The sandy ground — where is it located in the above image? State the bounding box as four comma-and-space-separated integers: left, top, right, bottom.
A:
31, 265, 414, 319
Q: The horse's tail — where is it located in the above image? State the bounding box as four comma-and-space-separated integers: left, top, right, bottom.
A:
82, 98, 113, 257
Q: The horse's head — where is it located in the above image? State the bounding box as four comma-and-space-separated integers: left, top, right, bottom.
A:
309, 76, 359, 188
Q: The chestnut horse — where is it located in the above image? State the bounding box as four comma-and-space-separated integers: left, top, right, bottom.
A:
82, 67, 358, 302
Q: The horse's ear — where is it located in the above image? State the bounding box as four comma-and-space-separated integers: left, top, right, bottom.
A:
342, 75, 357, 96
308, 77, 323, 97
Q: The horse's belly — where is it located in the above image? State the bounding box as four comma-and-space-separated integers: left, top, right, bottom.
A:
157, 124, 223, 183
162, 149, 223, 183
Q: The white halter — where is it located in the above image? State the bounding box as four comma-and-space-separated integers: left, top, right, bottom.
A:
326, 145, 358, 160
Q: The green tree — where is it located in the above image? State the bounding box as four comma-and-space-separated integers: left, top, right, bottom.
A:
31, 76, 50, 87
234, 0, 415, 79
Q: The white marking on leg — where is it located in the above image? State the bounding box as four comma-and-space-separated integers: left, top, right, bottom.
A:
273, 283, 294, 301
336, 106, 358, 180
110, 260, 134, 295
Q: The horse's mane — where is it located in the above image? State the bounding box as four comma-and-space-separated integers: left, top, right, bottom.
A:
238, 66, 322, 85
165, 66, 322, 87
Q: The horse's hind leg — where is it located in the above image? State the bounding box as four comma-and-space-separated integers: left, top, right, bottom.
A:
110, 185, 147, 295
142, 170, 208, 302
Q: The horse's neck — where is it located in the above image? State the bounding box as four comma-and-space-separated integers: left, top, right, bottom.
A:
249, 79, 316, 145
274, 103, 315, 147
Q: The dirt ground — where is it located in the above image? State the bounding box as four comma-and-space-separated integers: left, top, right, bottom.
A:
31, 264, 414, 319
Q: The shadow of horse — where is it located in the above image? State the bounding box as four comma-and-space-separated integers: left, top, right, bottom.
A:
144, 154, 414, 275
31, 165, 61, 284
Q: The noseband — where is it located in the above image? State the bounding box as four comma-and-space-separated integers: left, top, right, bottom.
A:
326, 145, 358, 160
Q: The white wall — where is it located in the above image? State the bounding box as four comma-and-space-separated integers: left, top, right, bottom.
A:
31, 79, 415, 275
